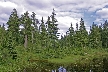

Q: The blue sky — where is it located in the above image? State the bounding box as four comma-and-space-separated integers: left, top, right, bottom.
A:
0, 0, 108, 36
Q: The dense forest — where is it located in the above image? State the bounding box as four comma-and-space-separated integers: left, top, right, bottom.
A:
0, 8, 108, 72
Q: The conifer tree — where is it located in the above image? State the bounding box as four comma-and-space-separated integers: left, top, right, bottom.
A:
46, 9, 59, 48
68, 23, 75, 47
46, 16, 52, 48
79, 18, 88, 48
31, 12, 38, 31
65, 31, 70, 47
6, 31, 17, 59
5, 9, 20, 60
6, 8, 20, 45
0, 24, 6, 48
89, 22, 102, 48
102, 20, 108, 48
62, 34, 67, 48
31, 12, 40, 45
39, 17, 47, 48
74, 23, 80, 47
20, 11, 32, 48
50, 8, 59, 48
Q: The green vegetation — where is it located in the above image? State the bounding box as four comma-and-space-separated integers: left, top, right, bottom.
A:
0, 8, 108, 71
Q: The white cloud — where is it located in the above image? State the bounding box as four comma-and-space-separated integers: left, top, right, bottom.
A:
88, 3, 108, 12
94, 18, 104, 23
0, 1, 17, 8
96, 8, 108, 18
57, 16, 81, 33
1, 0, 108, 37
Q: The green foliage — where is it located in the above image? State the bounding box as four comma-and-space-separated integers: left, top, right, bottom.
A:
89, 22, 102, 48
39, 17, 48, 48
102, 20, 108, 48
78, 18, 88, 48
1, 8, 108, 71
6, 8, 20, 45
46, 9, 59, 48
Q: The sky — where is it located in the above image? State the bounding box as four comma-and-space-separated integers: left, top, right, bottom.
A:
0, 0, 108, 37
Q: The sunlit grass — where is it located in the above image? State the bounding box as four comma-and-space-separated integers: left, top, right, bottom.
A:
48, 47, 108, 64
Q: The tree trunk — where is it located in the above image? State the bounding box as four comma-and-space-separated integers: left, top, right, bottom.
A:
32, 31, 34, 44
24, 35, 27, 48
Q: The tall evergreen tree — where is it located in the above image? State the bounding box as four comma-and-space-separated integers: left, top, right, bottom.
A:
89, 22, 102, 48
102, 20, 108, 48
46, 9, 59, 48
31, 12, 39, 45
0, 24, 6, 48
20, 11, 32, 48
79, 18, 88, 48
46, 16, 52, 48
39, 17, 47, 48
31, 12, 38, 31
6, 8, 20, 45
68, 23, 75, 47
50, 8, 59, 48
74, 23, 80, 47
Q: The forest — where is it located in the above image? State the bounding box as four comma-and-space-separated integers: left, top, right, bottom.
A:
0, 8, 108, 72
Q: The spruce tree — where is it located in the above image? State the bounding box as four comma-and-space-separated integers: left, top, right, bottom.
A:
20, 11, 32, 48
31, 12, 39, 45
102, 20, 108, 48
46, 9, 59, 48
89, 22, 102, 48
0, 24, 6, 48
50, 8, 59, 48
74, 23, 80, 47
31, 12, 38, 31
68, 23, 75, 47
39, 17, 47, 48
5, 9, 20, 59
46, 16, 52, 48
79, 18, 88, 48
6, 8, 20, 46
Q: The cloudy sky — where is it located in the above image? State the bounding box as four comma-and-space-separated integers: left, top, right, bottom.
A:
0, 0, 108, 36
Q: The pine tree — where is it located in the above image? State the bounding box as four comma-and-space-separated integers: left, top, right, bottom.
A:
102, 20, 108, 48
39, 17, 47, 48
46, 9, 59, 48
46, 16, 52, 48
31, 12, 38, 31
5, 9, 20, 59
62, 34, 68, 48
20, 11, 32, 48
79, 18, 88, 48
0, 24, 6, 48
65, 31, 70, 47
31, 12, 40, 45
31, 12, 38, 43
89, 22, 102, 48
6, 31, 17, 59
74, 23, 80, 47
50, 8, 59, 48
6, 8, 20, 46
68, 23, 75, 47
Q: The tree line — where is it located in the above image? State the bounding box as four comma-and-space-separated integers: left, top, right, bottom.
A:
0, 8, 108, 60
